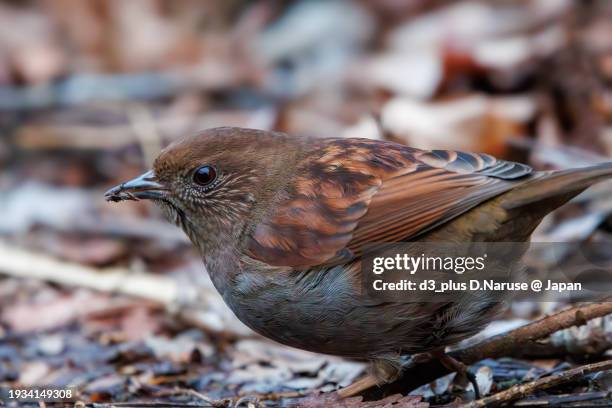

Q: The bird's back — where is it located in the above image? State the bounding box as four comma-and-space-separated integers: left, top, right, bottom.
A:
245, 137, 535, 268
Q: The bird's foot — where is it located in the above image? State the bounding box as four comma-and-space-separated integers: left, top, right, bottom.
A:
336, 352, 479, 399
430, 349, 480, 399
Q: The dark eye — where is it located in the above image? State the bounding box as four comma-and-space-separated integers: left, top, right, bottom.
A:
193, 165, 217, 187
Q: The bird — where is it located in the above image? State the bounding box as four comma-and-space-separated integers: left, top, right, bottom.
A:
105, 127, 612, 398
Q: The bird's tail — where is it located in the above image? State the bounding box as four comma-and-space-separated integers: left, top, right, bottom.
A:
502, 162, 612, 212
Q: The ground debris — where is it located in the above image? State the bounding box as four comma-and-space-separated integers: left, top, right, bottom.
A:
1, 0, 611, 407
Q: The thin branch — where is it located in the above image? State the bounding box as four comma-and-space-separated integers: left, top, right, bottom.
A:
0, 241, 181, 304
513, 391, 612, 407
376, 302, 612, 397
453, 301, 612, 364
0, 241, 248, 338
460, 359, 612, 408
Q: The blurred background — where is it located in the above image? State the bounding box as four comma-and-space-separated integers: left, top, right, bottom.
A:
0, 0, 611, 406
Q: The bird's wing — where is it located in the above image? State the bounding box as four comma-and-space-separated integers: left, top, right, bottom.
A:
245, 138, 532, 267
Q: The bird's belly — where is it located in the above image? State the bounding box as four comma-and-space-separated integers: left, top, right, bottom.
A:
216, 264, 500, 359
220, 267, 376, 357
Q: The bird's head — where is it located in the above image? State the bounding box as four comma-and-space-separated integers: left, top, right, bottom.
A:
105, 127, 302, 254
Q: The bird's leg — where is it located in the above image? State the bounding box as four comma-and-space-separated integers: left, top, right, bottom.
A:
337, 358, 402, 398
338, 351, 479, 399
430, 348, 480, 399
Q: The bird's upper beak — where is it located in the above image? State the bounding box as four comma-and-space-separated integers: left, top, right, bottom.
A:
105, 170, 167, 202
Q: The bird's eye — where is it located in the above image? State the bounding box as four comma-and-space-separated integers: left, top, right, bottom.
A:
193, 165, 217, 187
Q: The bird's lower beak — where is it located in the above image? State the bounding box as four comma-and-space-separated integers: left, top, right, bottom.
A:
105, 170, 167, 202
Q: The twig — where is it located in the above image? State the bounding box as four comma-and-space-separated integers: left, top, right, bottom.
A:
0, 241, 184, 305
152, 387, 228, 407
452, 302, 612, 363
376, 302, 612, 396
460, 359, 612, 408
513, 391, 612, 407
0, 241, 249, 338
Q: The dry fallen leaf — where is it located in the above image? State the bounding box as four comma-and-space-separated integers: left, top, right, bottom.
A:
228, 339, 364, 394
375, 95, 535, 157
1, 289, 111, 333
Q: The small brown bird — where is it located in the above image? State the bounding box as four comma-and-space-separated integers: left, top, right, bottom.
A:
106, 127, 612, 397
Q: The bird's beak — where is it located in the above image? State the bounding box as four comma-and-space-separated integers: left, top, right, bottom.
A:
105, 170, 167, 202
